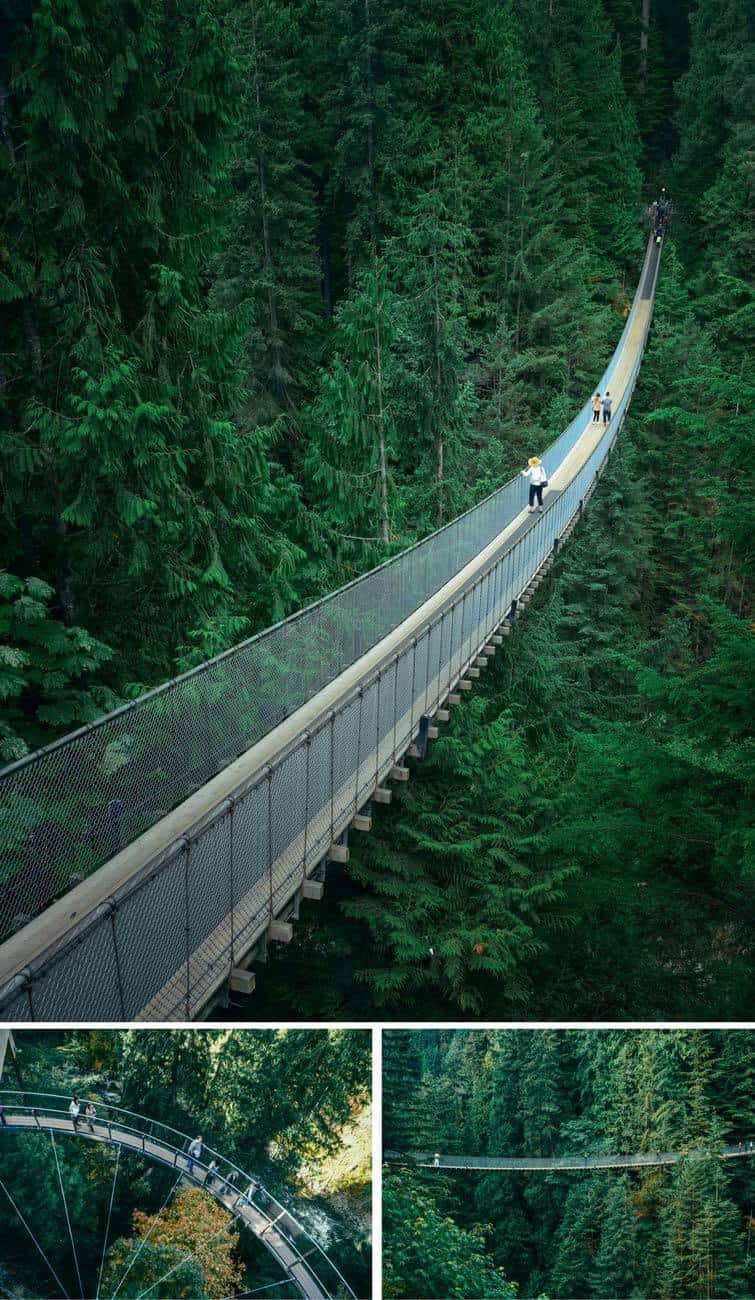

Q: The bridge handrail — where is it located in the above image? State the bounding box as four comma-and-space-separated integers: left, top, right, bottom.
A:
0, 1091, 356, 1299
0, 237, 662, 1020
400, 1143, 755, 1170
0, 235, 655, 947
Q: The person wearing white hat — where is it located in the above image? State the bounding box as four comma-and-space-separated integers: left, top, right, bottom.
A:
521, 456, 548, 512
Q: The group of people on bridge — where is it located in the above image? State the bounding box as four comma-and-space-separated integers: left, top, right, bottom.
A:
68, 1107, 260, 1210
650, 187, 672, 240
520, 388, 614, 515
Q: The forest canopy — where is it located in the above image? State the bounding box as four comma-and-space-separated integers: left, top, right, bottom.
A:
383, 1029, 755, 1300
0, 0, 752, 1019
0, 1029, 371, 1299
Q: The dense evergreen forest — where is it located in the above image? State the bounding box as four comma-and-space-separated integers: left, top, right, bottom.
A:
382, 1029, 755, 1299
1, 0, 753, 1017
0, 1029, 371, 1298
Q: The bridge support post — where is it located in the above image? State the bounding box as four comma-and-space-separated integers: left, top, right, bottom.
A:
327, 842, 350, 864
229, 968, 256, 995
268, 920, 293, 944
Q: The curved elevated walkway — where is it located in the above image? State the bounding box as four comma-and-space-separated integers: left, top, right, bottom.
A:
396, 1145, 755, 1172
0, 237, 663, 1023
0, 1092, 356, 1300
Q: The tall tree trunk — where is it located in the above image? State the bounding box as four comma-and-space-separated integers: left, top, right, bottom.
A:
250, 0, 284, 396
318, 195, 333, 317
639, 0, 650, 93
433, 247, 445, 523
363, 0, 376, 248
515, 159, 527, 350
373, 280, 390, 545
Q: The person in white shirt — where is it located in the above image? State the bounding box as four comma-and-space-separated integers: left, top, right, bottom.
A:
69, 1096, 81, 1130
521, 457, 548, 513
187, 1134, 204, 1175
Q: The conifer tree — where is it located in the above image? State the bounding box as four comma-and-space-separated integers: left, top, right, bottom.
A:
304, 258, 408, 566
0, 0, 299, 693
215, 0, 325, 417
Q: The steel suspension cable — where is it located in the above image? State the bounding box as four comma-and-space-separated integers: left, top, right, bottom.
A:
108, 1172, 183, 1300
0, 1173, 71, 1299
95, 1144, 121, 1300
222, 1282, 297, 1299
49, 1130, 85, 1300
245, 1280, 305, 1295
134, 1221, 235, 1299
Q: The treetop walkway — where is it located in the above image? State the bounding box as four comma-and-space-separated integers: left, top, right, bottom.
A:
387, 1145, 755, 1172
0, 235, 662, 1023
0, 1090, 356, 1300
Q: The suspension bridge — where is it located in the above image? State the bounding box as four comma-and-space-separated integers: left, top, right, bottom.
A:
0, 1090, 356, 1300
388, 1146, 755, 1172
0, 235, 662, 1023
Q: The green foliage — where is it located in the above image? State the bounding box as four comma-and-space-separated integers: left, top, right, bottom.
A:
0, 1030, 370, 1299
383, 1030, 755, 1300
1, 0, 752, 1042
343, 693, 578, 1013
383, 1171, 517, 1299
0, 571, 115, 760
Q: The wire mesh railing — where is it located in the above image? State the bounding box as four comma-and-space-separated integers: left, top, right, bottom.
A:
0, 239, 657, 948
407, 1143, 755, 1170
0, 1091, 357, 1300
0, 237, 661, 1020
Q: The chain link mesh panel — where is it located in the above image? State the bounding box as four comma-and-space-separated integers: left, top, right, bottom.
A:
113, 848, 189, 1017
227, 778, 269, 962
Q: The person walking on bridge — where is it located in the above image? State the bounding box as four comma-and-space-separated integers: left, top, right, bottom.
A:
601, 391, 612, 425
522, 457, 548, 513
237, 1179, 259, 1207
433, 1153, 441, 1167
69, 1096, 81, 1131
85, 1101, 96, 1133
592, 393, 601, 422
187, 1134, 204, 1175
